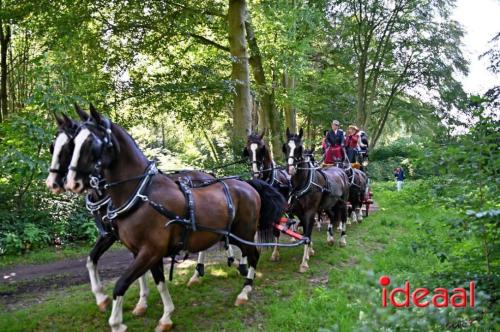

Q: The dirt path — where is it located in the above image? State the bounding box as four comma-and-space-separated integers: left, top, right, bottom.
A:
0, 248, 226, 309
0, 249, 133, 306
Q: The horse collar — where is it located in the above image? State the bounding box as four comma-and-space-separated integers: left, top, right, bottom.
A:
104, 161, 158, 221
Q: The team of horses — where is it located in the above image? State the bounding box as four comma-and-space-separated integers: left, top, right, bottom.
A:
45, 104, 369, 332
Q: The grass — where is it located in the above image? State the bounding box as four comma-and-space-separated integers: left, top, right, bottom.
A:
0, 182, 481, 331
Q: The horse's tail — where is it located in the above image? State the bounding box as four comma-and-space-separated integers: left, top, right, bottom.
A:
246, 179, 285, 242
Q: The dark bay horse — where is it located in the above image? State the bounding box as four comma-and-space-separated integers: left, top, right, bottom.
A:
45, 107, 228, 317
63, 108, 284, 332
345, 167, 368, 224
283, 128, 349, 272
243, 132, 291, 261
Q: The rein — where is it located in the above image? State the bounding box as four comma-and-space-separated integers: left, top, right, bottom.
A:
210, 158, 247, 171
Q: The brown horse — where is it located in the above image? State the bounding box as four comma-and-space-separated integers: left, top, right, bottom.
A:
63, 108, 284, 332
283, 128, 349, 272
243, 132, 291, 261
45, 107, 231, 317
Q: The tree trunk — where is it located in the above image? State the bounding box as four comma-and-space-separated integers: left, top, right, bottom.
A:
8, 46, 15, 112
0, 21, 11, 122
283, 71, 297, 133
228, 0, 252, 149
245, 17, 281, 158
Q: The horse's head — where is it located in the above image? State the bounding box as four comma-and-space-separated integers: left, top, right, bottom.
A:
304, 146, 316, 164
45, 111, 80, 194
65, 105, 118, 194
243, 131, 267, 178
282, 128, 304, 176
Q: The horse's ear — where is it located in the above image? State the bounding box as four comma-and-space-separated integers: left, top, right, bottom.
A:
310, 145, 316, 154
75, 103, 90, 121
242, 147, 249, 157
61, 113, 74, 127
89, 103, 102, 124
286, 127, 290, 138
259, 131, 265, 139
54, 113, 64, 126
298, 128, 304, 140
282, 143, 287, 155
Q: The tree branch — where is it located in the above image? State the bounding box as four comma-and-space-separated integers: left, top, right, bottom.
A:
187, 33, 230, 52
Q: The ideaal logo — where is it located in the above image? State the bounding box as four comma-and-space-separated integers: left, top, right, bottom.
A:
379, 276, 475, 308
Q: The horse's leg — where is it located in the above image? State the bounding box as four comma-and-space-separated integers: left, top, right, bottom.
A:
308, 240, 315, 256
238, 256, 249, 276
270, 229, 280, 262
337, 206, 344, 230
339, 201, 348, 247
356, 192, 364, 222
108, 252, 161, 332
350, 203, 358, 224
227, 244, 235, 266
327, 208, 336, 246
131, 274, 149, 316
347, 203, 353, 225
187, 251, 206, 287
299, 212, 314, 273
150, 259, 174, 332
235, 245, 259, 306
87, 234, 115, 311
325, 207, 337, 246
315, 213, 322, 231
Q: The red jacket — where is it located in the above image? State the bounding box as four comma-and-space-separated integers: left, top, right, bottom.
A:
345, 132, 359, 148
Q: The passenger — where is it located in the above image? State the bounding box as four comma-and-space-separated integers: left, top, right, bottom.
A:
345, 125, 360, 163
324, 120, 344, 164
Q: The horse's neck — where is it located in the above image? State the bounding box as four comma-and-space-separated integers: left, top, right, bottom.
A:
104, 125, 150, 207
292, 162, 312, 189
261, 147, 274, 180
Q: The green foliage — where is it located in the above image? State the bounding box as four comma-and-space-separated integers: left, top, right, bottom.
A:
0, 111, 96, 255
367, 139, 425, 180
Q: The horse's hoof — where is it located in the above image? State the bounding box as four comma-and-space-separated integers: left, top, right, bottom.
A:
111, 324, 127, 332
132, 305, 147, 317
339, 238, 347, 247
299, 264, 309, 273
235, 297, 248, 306
155, 323, 173, 332
347, 219, 352, 225
187, 276, 201, 288
98, 296, 111, 312
327, 238, 335, 246
270, 253, 280, 262
308, 248, 315, 256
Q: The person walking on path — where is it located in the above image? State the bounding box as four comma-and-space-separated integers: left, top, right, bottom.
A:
394, 166, 405, 191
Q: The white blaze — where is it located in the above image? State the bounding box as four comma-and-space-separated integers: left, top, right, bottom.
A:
65, 128, 91, 192
250, 143, 259, 174
287, 140, 296, 175
46, 132, 69, 191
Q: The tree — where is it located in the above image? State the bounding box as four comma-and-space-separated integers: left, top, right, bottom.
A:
328, 0, 468, 148
228, 0, 252, 148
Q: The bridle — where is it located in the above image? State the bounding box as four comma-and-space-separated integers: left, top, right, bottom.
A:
67, 119, 115, 192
